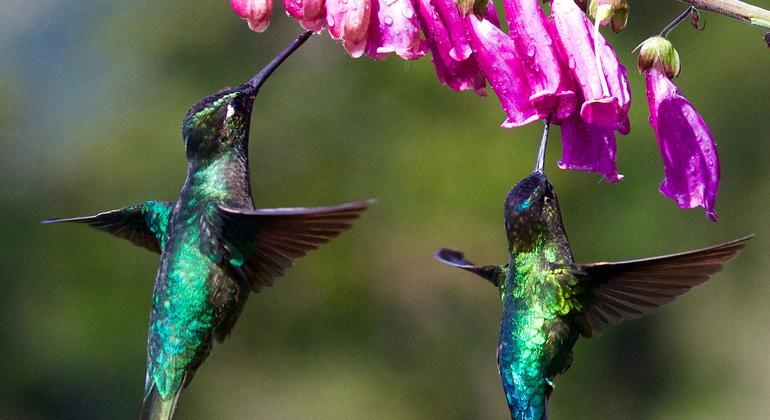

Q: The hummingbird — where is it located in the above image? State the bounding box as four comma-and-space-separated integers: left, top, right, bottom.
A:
44, 31, 371, 419
435, 122, 752, 420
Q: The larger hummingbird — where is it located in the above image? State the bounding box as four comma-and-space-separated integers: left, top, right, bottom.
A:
435, 123, 752, 420
44, 32, 370, 419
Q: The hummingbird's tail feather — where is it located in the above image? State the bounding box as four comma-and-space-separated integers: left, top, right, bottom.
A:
140, 382, 181, 420
215, 199, 374, 291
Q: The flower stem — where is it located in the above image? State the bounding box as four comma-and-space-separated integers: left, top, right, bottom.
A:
535, 116, 551, 173
660, 6, 696, 37
678, 0, 770, 29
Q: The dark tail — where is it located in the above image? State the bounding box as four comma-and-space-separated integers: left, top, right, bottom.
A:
140, 383, 181, 420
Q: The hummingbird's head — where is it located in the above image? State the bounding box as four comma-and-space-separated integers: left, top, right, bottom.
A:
181, 31, 313, 162
182, 86, 256, 161
503, 171, 560, 246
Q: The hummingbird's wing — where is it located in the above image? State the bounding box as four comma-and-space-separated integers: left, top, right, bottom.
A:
43, 201, 173, 253
567, 235, 753, 337
215, 200, 371, 291
434, 248, 505, 286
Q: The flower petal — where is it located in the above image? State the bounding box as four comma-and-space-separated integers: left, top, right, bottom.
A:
431, 0, 473, 61
504, 0, 576, 119
646, 69, 719, 221
231, 0, 273, 32
558, 113, 623, 182
467, 14, 539, 128
417, 0, 486, 94
327, 0, 372, 57
366, 0, 426, 60
285, 0, 327, 32
550, 0, 630, 132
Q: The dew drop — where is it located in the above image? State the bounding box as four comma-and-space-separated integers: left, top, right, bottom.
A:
402, 6, 414, 18
384, 14, 393, 25
568, 57, 576, 69
526, 44, 536, 58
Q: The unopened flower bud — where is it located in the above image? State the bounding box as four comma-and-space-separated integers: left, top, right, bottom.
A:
637, 36, 680, 79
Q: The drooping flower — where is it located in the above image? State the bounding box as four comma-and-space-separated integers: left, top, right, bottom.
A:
417, 0, 487, 94
503, 0, 576, 120
284, 0, 326, 32
550, 0, 631, 133
366, 0, 426, 60
558, 110, 623, 182
466, 14, 539, 127
431, 0, 473, 61
231, 0, 274, 32
327, 0, 372, 58
641, 37, 719, 220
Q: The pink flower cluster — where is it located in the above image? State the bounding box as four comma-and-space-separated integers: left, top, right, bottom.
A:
230, 0, 721, 219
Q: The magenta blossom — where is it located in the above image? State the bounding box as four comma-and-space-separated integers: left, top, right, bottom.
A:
326, 0, 372, 58
646, 68, 719, 221
558, 112, 622, 182
467, 14, 539, 128
550, 0, 630, 133
504, 0, 576, 120
284, 0, 326, 31
366, 0, 426, 60
417, 0, 487, 94
231, 0, 273, 32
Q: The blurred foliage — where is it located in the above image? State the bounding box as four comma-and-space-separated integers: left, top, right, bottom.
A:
1, 0, 769, 419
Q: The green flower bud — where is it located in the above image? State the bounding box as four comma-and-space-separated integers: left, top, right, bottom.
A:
637, 36, 680, 79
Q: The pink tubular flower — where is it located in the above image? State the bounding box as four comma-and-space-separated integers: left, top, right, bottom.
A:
550, 0, 630, 133
467, 14, 539, 128
327, 0, 372, 58
558, 112, 622, 182
432, 0, 473, 61
646, 68, 719, 221
503, 0, 576, 120
366, 0, 426, 60
231, 0, 274, 32
417, 0, 486, 94
284, 0, 326, 31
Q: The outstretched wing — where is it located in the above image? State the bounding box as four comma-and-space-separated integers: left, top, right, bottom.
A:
216, 200, 371, 292
434, 248, 505, 287
568, 235, 753, 337
43, 200, 174, 253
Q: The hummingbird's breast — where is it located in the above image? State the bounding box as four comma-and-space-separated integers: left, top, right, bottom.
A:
145, 202, 243, 399
496, 240, 578, 419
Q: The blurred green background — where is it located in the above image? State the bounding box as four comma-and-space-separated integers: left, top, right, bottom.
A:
2, 1, 769, 418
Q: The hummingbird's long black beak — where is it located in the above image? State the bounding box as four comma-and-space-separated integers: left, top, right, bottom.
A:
534, 117, 551, 174
237, 30, 313, 97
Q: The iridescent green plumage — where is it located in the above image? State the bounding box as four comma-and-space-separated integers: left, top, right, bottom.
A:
436, 125, 752, 420
45, 31, 371, 420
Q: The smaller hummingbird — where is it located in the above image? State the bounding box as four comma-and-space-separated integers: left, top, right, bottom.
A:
435, 122, 752, 420
45, 31, 371, 419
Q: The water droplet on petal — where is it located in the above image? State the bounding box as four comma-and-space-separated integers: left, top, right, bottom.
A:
384, 14, 393, 25
402, 6, 414, 18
